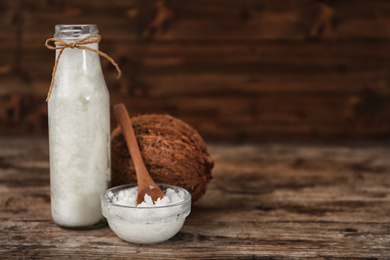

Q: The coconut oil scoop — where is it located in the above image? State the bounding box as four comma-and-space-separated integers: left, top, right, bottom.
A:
113, 103, 165, 205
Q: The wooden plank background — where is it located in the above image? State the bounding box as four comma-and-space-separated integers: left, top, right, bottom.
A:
0, 0, 390, 140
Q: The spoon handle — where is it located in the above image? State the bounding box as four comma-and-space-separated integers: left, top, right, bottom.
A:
113, 104, 154, 187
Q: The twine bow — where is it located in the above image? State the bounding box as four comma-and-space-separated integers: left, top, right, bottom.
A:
45, 34, 121, 101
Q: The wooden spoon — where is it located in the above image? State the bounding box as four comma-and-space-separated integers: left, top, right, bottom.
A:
113, 103, 165, 205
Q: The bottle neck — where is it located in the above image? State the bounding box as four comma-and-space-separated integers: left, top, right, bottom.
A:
54, 24, 100, 56
53, 25, 101, 75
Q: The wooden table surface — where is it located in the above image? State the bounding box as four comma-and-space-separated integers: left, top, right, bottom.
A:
1, 138, 389, 259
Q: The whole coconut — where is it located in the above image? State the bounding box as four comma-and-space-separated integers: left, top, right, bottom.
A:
111, 114, 214, 203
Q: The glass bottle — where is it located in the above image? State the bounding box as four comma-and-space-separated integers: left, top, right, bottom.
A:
48, 24, 110, 229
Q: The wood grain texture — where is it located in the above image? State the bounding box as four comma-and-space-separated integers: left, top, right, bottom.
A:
0, 138, 389, 259
0, 0, 390, 140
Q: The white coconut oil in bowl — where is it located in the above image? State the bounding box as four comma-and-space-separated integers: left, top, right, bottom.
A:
101, 184, 191, 244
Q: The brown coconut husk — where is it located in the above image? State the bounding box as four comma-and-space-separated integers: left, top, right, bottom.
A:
111, 114, 214, 203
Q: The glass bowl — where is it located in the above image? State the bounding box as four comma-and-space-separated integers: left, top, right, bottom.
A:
101, 184, 191, 244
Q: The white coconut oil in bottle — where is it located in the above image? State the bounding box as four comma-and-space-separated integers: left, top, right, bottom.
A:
48, 24, 110, 229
